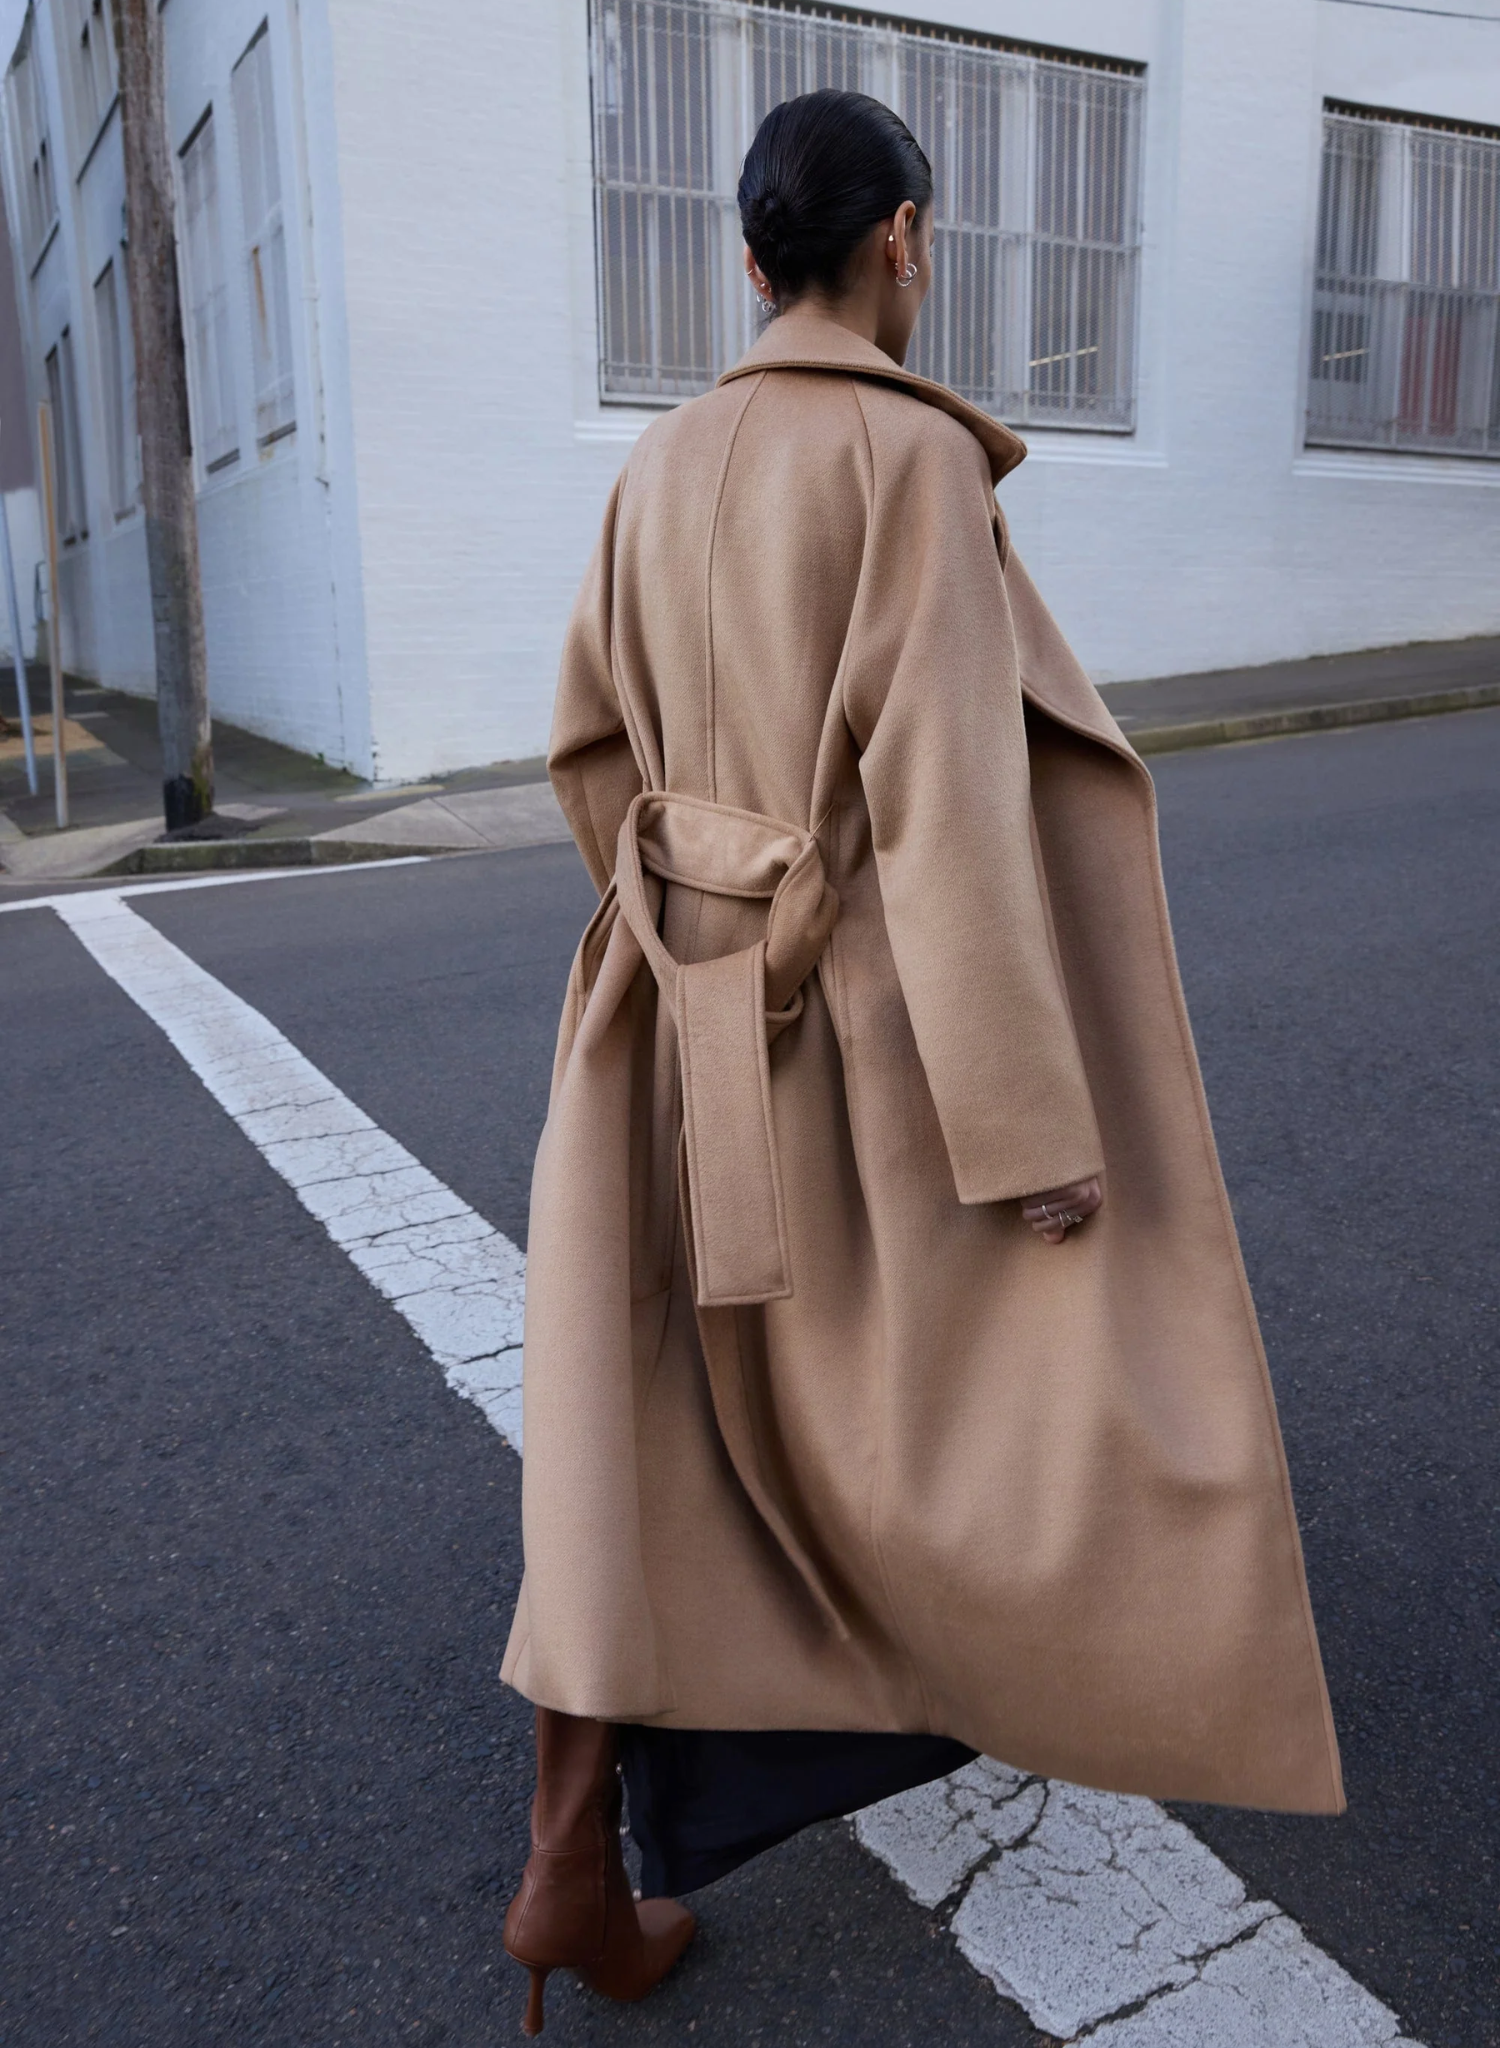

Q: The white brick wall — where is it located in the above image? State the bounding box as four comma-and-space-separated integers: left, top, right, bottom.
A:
330, 0, 1500, 779
995, 0, 1500, 685
5, 0, 1499, 779
323, 0, 630, 780
0, 0, 370, 769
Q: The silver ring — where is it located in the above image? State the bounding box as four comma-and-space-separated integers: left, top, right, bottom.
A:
1056, 1209, 1084, 1227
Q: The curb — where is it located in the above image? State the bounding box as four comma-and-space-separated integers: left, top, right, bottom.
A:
9, 681, 1496, 878
1122, 681, 1500, 756
99, 837, 462, 878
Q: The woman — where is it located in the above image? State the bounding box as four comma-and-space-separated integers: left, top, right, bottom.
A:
501, 89, 1342, 2034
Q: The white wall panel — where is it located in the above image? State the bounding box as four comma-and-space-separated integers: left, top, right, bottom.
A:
323, 0, 633, 780
1, 0, 371, 765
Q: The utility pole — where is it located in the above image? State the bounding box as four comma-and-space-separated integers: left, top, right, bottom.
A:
110, 0, 213, 830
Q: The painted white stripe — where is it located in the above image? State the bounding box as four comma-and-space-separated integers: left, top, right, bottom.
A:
53, 892, 525, 1450
0, 855, 430, 916
857, 1765, 1421, 2044
44, 892, 1422, 2048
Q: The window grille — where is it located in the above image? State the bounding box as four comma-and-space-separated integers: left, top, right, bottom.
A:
232, 23, 296, 447
63, 0, 116, 151
93, 257, 138, 517
44, 328, 87, 541
590, 0, 1144, 427
1308, 106, 1500, 459
6, 14, 59, 264
179, 112, 240, 473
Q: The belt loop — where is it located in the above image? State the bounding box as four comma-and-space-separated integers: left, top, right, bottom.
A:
676, 942, 792, 1305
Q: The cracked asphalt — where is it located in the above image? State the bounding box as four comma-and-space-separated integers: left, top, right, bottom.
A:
2, 706, 1497, 2046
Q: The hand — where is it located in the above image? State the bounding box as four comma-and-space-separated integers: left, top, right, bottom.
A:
1021, 1178, 1103, 1245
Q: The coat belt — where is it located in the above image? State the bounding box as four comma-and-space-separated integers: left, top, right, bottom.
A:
614, 791, 839, 1308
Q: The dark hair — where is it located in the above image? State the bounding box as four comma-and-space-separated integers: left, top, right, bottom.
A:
738, 89, 933, 307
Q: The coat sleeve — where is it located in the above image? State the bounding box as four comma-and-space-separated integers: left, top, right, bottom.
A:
547, 472, 644, 894
843, 411, 1104, 1205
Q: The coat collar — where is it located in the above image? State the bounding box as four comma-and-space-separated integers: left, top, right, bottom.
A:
718, 308, 1027, 486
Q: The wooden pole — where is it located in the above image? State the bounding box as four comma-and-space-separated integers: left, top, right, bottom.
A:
110, 0, 213, 830
36, 398, 67, 829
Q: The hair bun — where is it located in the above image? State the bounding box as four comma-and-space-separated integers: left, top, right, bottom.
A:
746, 189, 794, 248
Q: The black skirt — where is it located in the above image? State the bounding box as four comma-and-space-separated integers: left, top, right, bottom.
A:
617, 1726, 976, 1897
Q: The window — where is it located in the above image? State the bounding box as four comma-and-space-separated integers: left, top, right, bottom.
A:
231, 22, 296, 446
6, 13, 59, 264
44, 327, 87, 542
590, 0, 1145, 427
94, 257, 138, 517
1308, 104, 1500, 459
63, 0, 116, 150
179, 111, 239, 472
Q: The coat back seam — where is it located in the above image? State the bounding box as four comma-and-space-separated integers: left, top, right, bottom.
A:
702, 374, 764, 805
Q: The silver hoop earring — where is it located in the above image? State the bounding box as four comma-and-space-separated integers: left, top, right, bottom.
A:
896, 262, 917, 288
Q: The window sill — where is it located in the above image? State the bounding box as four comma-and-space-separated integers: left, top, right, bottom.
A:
1018, 434, 1166, 469
27, 216, 60, 279
575, 412, 658, 444
75, 94, 119, 183
1296, 446, 1500, 487
576, 411, 1163, 467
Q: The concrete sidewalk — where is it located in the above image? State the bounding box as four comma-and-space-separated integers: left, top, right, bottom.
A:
1098, 633, 1500, 751
4, 633, 1497, 882
0, 669, 558, 884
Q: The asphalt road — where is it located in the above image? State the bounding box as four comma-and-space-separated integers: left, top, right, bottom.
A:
3, 707, 1497, 2046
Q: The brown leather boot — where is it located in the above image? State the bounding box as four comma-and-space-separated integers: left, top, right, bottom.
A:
502, 1708, 695, 2036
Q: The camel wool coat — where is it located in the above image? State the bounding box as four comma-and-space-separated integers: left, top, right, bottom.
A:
502, 308, 1344, 1816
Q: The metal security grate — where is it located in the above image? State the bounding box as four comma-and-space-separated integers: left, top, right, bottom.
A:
591, 0, 1144, 427
1308, 108, 1500, 459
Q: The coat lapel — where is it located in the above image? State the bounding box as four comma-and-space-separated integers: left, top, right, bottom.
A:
718, 310, 1027, 486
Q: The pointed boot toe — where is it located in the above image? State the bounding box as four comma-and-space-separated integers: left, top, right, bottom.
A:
583, 1895, 696, 2003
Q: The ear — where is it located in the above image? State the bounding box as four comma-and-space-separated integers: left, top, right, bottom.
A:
886, 200, 918, 279
744, 243, 775, 309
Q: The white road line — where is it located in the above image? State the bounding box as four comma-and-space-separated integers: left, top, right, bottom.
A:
42, 890, 1423, 2048
0, 855, 430, 916
857, 1767, 1421, 2045
52, 891, 525, 1449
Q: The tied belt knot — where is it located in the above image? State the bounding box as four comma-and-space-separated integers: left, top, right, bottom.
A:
614, 790, 838, 1309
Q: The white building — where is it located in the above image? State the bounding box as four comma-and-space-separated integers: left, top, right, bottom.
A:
2, 0, 1498, 784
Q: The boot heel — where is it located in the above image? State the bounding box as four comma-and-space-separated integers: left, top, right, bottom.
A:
521, 1963, 550, 2036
